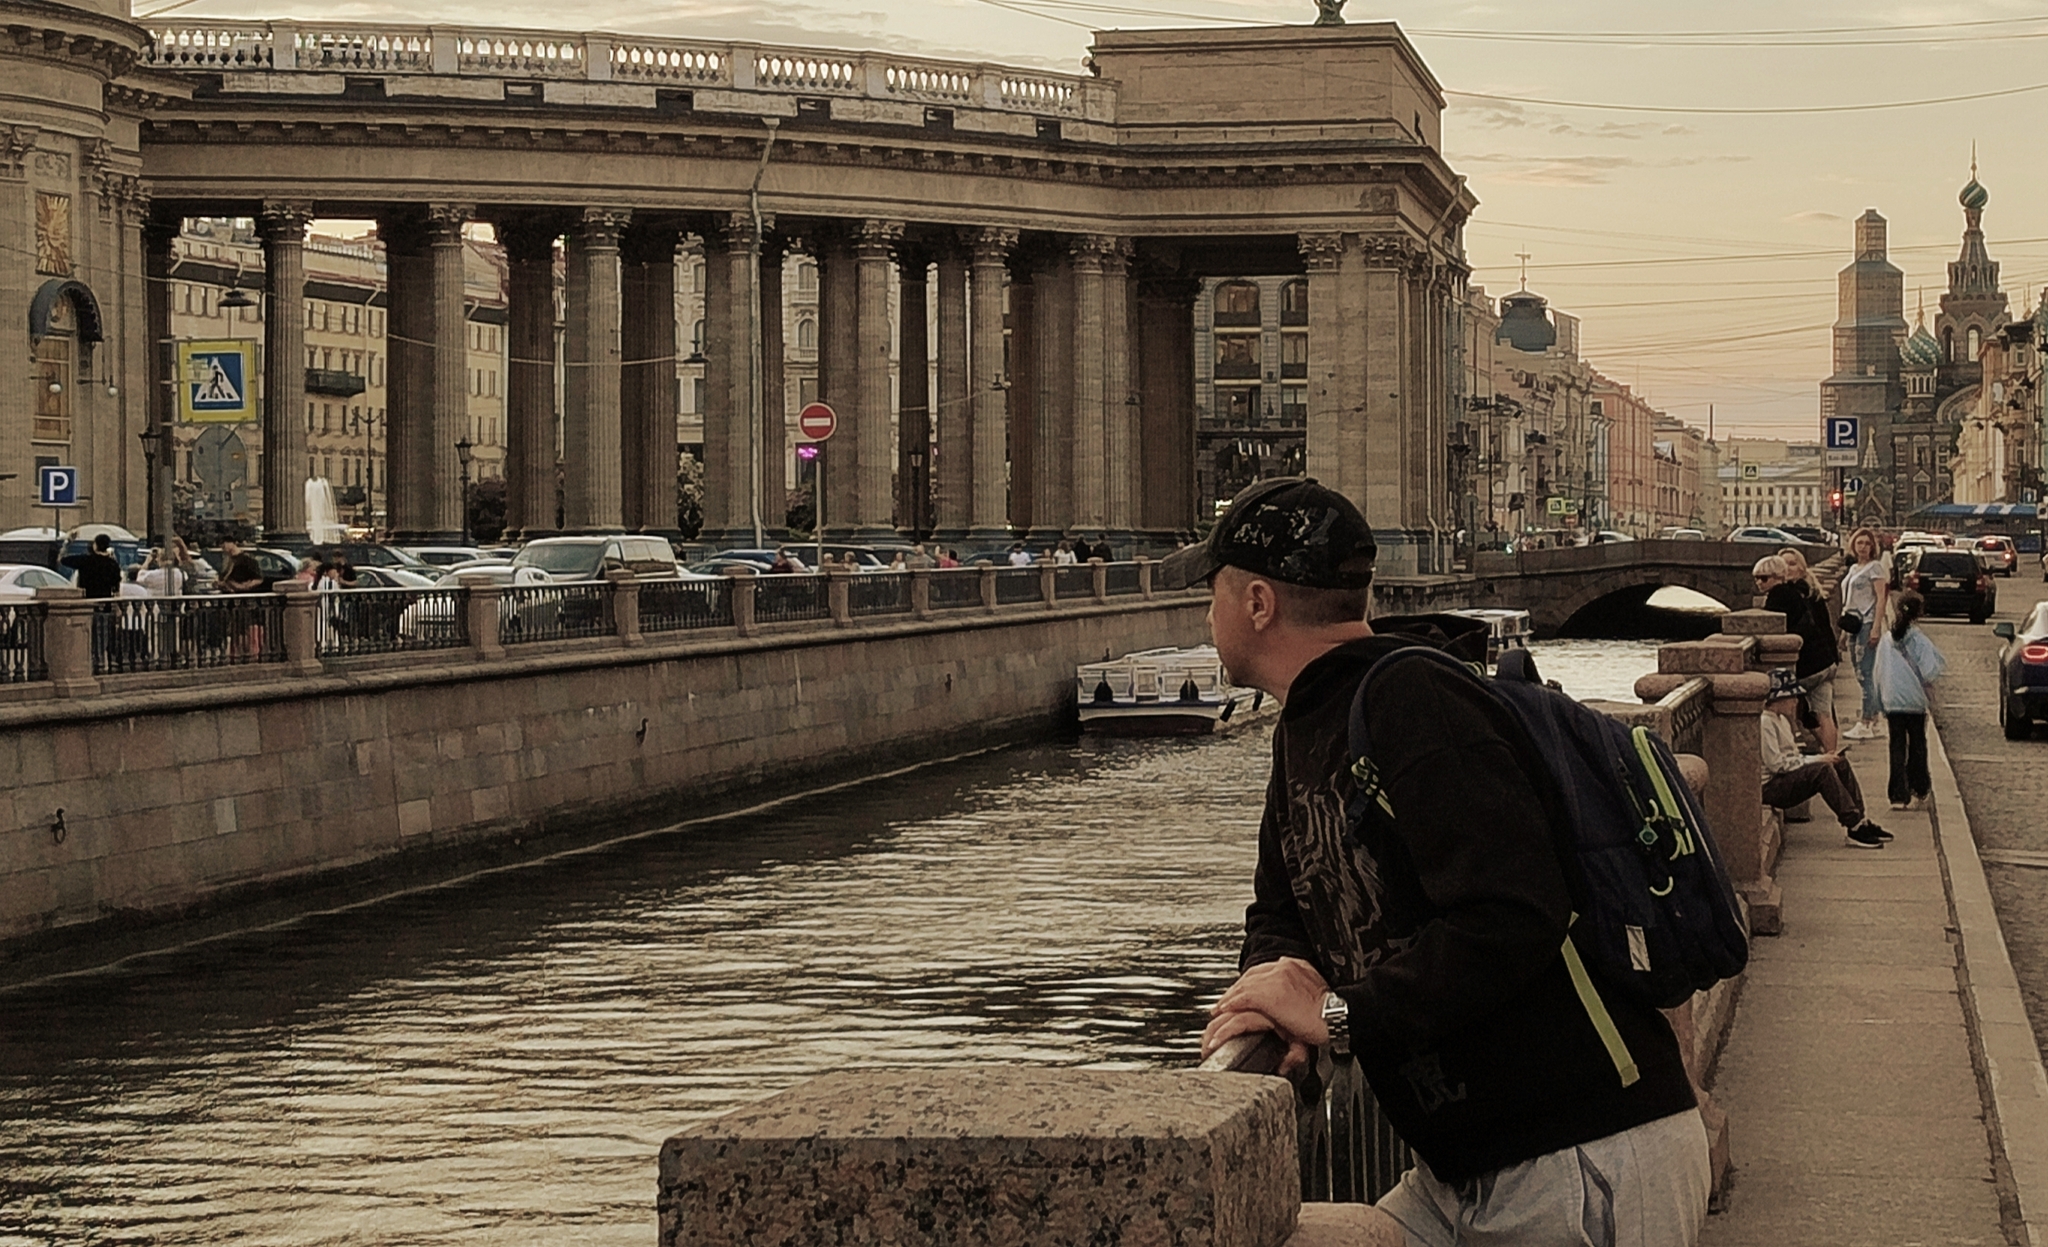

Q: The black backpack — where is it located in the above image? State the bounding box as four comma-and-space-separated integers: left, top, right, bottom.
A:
1346, 645, 1749, 1083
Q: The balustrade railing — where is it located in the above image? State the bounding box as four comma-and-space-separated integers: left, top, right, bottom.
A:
1054, 565, 1095, 601
500, 583, 613, 643
848, 573, 912, 618
90, 596, 286, 675
138, 21, 1105, 121
926, 568, 984, 611
317, 588, 468, 658
1201, 1025, 1412, 1205
639, 579, 734, 633
1661, 677, 1711, 756
994, 567, 1043, 605
0, 604, 47, 684
753, 574, 831, 624
1104, 562, 1142, 597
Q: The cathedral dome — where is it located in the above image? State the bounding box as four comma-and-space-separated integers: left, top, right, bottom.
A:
1960, 177, 1989, 211
1901, 323, 1941, 370
1495, 291, 1557, 353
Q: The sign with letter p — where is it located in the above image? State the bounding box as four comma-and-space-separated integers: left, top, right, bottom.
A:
37, 465, 78, 507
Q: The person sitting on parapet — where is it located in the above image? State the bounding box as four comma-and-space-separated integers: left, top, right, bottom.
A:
1761, 666, 1887, 850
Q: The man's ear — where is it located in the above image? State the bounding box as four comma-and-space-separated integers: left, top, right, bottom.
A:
1245, 577, 1280, 632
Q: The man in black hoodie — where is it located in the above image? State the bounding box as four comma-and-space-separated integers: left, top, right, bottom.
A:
1164, 477, 1708, 1246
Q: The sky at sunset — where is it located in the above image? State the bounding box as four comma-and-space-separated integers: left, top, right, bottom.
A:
148, 0, 2048, 439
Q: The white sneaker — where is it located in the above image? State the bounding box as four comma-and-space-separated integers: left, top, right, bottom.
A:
1842, 722, 1876, 741
1889, 801, 1909, 811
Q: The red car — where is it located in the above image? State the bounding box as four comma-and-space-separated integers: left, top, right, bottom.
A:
1974, 535, 2019, 577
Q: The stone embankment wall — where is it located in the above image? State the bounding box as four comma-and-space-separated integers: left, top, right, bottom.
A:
0, 599, 1206, 953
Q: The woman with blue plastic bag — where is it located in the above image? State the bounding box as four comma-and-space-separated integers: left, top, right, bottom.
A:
1838, 527, 1890, 740
1875, 590, 1946, 810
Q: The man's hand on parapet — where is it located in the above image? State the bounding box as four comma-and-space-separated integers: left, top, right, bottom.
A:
1203, 957, 1331, 1073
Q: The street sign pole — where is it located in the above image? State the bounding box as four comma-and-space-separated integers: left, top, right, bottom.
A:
798, 402, 837, 569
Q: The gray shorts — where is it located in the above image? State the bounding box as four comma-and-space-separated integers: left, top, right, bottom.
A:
1798, 665, 1837, 721
1377, 1109, 1710, 1247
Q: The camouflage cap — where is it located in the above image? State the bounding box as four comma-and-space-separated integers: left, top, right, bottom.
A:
1159, 476, 1378, 591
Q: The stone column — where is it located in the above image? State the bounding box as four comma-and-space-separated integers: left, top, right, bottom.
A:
897, 247, 931, 537
1102, 241, 1134, 546
1359, 234, 1412, 536
968, 229, 1016, 543
816, 229, 858, 538
720, 212, 772, 545
933, 243, 971, 544
1029, 253, 1072, 544
854, 220, 904, 539
760, 243, 787, 541
381, 212, 435, 541
1003, 261, 1037, 539
1299, 232, 1347, 501
427, 205, 475, 542
143, 216, 178, 544
700, 222, 735, 539
1068, 236, 1110, 538
499, 214, 561, 539
564, 207, 629, 532
259, 201, 313, 543
621, 221, 681, 536
1136, 278, 1199, 539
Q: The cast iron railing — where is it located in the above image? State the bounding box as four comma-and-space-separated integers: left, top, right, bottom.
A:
500, 583, 613, 643
1104, 562, 1142, 597
1054, 565, 1094, 600
90, 596, 286, 674
754, 574, 831, 624
927, 568, 984, 611
0, 603, 47, 683
639, 579, 734, 633
848, 573, 912, 617
994, 567, 1043, 605
317, 588, 469, 657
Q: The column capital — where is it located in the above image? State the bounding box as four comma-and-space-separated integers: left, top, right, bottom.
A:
1068, 234, 1121, 271
620, 219, 684, 266
854, 218, 905, 259
713, 210, 776, 251
970, 227, 1019, 265
496, 212, 565, 263
575, 206, 632, 249
1358, 230, 1423, 269
426, 202, 475, 244
143, 213, 181, 255
1298, 231, 1346, 272
258, 200, 315, 243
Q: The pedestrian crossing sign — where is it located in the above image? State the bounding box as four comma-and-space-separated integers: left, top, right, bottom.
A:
178, 340, 256, 424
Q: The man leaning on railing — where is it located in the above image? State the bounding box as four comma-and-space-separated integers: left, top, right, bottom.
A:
1168, 477, 1711, 1247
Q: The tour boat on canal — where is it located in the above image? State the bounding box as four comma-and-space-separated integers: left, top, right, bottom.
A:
1076, 645, 1275, 736
1445, 608, 1534, 665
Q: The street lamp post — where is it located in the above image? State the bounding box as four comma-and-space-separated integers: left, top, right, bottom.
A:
456, 435, 474, 545
137, 427, 162, 544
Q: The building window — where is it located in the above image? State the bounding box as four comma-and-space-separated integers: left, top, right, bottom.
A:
1280, 332, 1308, 379
1218, 385, 1258, 425
1280, 385, 1307, 426
799, 376, 819, 407
32, 336, 71, 443
796, 318, 817, 352
1215, 334, 1260, 380
692, 320, 706, 355
1214, 281, 1261, 328
797, 262, 817, 295
1279, 280, 1308, 326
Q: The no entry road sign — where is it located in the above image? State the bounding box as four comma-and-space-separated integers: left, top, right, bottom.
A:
798, 402, 838, 441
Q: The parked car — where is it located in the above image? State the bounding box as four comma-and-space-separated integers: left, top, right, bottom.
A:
1727, 526, 1800, 544
432, 564, 551, 588
1656, 528, 1707, 541
402, 545, 486, 568
1974, 535, 2019, 577
1780, 525, 1832, 546
347, 566, 439, 589
200, 546, 300, 587
1591, 530, 1636, 544
510, 535, 681, 581
1993, 603, 2048, 739
0, 564, 77, 600
318, 543, 433, 571
1899, 548, 1996, 624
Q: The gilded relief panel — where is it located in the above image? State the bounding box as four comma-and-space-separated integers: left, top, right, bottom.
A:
36, 191, 72, 276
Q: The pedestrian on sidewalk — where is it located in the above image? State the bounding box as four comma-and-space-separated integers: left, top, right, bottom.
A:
1176, 477, 1710, 1247
1754, 553, 1840, 750
1839, 527, 1890, 740
1876, 590, 1946, 811
1760, 667, 1889, 849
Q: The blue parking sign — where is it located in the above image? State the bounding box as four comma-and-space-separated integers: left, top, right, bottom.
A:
1825, 417, 1859, 449
38, 465, 78, 506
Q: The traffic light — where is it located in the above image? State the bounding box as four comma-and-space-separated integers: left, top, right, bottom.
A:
1829, 488, 1844, 513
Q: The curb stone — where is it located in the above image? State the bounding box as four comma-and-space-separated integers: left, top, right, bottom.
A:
1929, 715, 2048, 1247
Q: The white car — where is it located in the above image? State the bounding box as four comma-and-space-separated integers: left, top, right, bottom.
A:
1727, 526, 1800, 544
402, 546, 487, 568
0, 564, 76, 600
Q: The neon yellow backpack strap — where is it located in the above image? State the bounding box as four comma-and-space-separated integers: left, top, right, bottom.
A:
1631, 726, 1696, 859
1563, 914, 1641, 1088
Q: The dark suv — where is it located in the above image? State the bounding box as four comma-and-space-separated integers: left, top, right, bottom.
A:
1901, 549, 1996, 624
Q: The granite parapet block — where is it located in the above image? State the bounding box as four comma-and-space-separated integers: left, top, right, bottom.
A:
659, 1068, 1300, 1247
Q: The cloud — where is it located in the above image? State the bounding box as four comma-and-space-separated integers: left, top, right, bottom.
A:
1785, 210, 1846, 224
1458, 101, 1697, 142
1457, 151, 1748, 186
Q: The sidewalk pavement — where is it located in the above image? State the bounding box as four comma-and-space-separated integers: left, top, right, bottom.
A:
1700, 702, 2009, 1244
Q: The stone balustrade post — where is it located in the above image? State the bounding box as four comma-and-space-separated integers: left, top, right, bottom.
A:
608, 569, 641, 646
910, 567, 932, 620
1136, 554, 1153, 600
459, 575, 504, 662
275, 586, 322, 676
975, 560, 997, 613
726, 569, 758, 638
1089, 556, 1107, 603
34, 588, 97, 698
827, 564, 853, 626
1039, 557, 1057, 608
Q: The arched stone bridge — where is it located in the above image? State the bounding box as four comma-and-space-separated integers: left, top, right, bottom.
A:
1375, 541, 1833, 637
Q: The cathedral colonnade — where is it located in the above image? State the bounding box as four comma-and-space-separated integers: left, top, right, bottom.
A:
7, 13, 1475, 564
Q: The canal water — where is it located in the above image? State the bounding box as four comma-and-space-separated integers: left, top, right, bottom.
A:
0, 639, 1662, 1246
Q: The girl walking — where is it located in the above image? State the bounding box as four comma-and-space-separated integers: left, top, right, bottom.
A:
1839, 527, 1891, 740
1875, 590, 1946, 810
